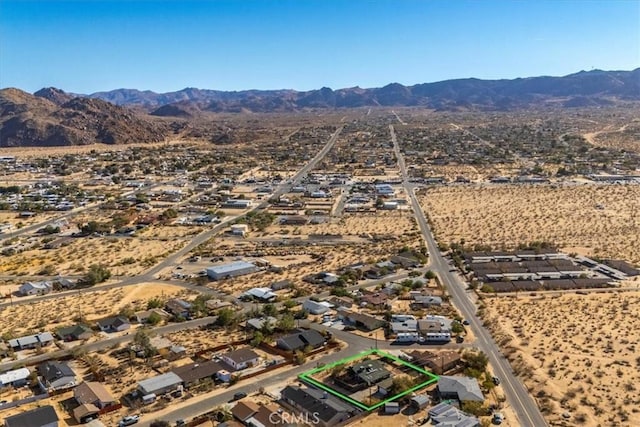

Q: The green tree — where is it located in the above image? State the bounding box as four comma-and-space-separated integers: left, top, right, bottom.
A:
250, 331, 264, 347
82, 264, 111, 286
262, 303, 278, 317
147, 297, 165, 309
424, 270, 436, 280
451, 322, 464, 334
147, 311, 162, 326
276, 314, 295, 333
216, 308, 236, 327
133, 329, 157, 361
282, 299, 297, 311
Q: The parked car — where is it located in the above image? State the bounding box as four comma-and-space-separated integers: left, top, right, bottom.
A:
492, 376, 501, 385
232, 391, 247, 401
175, 420, 186, 427
119, 415, 140, 426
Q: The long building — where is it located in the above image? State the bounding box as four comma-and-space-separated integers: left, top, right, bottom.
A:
206, 261, 258, 280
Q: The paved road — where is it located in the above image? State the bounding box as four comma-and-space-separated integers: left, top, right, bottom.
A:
0, 126, 346, 309
0, 317, 217, 372
390, 124, 548, 427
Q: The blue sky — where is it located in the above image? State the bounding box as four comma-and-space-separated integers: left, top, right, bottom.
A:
1, 0, 638, 93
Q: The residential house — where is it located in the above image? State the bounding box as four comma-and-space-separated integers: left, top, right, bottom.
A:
96, 316, 131, 333
231, 401, 260, 423
411, 295, 443, 309
165, 298, 192, 318
245, 404, 284, 427
37, 361, 76, 391
135, 308, 171, 324
418, 317, 452, 342
348, 359, 391, 387
56, 324, 93, 342
245, 316, 277, 331
328, 296, 353, 309
428, 402, 480, 427
220, 348, 260, 371
407, 350, 462, 375
0, 367, 31, 387
270, 279, 292, 291
204, 299, 233, 311
336, 308, 385, 331
73, 404, 99, 424
359, 292, 389, 308
172, 360, 225, 387
437, 376, 484, 402
302, 299, 333, 315
4, 405, 59, 427
19, 281, 52, 296
74, 381, 117, 409
390, 317, 418, 334
276, 329, 326, 352
241, 287, 277, 302
138, 372, 183, 396
280, 385, 358, 427
8, 332, 55, 350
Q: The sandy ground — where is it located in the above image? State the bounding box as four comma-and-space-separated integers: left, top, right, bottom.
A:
0, 139, 209, 158
0, 283, 192, 339
0, 211, 60, 228
0, 226, 197, 276
483, 291, 640, 427
421, 184, 640, 264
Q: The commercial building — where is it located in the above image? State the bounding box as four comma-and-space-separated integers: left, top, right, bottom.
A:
206, 261, 258, 280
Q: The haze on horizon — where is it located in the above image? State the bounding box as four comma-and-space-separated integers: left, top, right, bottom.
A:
1, 0, 638, 94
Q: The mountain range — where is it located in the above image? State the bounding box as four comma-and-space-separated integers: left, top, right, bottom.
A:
1, 68, 638, 146
87, 68, 640, 113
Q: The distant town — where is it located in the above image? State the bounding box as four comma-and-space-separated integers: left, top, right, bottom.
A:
1, 105, 639, 427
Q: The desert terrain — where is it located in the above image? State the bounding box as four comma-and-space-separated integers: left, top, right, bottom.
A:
482, 291, 640, 426
421, 184, 640, 264
0, 283, 192, 339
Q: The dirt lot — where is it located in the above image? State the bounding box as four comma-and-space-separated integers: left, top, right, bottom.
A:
483, 291, 640, 427
421, 183, 640, 264
0, 226, 197, 276
0, 283, 192, 339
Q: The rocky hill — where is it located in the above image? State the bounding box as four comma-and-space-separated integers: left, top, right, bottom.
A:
0, 88, 167, 147
88, 68, 640, 113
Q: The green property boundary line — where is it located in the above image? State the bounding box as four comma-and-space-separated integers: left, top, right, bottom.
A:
298, 348, 439, 411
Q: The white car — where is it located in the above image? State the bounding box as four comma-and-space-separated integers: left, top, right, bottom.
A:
119, 415, 140, 426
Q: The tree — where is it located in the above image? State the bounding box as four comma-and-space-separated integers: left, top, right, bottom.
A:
451, 321, 464, 334
262, 303, 278, 317
424, 270, 436, 280
294, 350, 306, 365
282, 299, 297, 311
260, 320, 275, 337
464, 351, 489, 378
82, 264, 111, 286
216, 308, 236, 327
276, 314, 295, 332
133, 329, 157, 361
147, 297, 165, 309
250, 331, 264, 347
461, 401, 488, 417
147, 311, 162, 326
